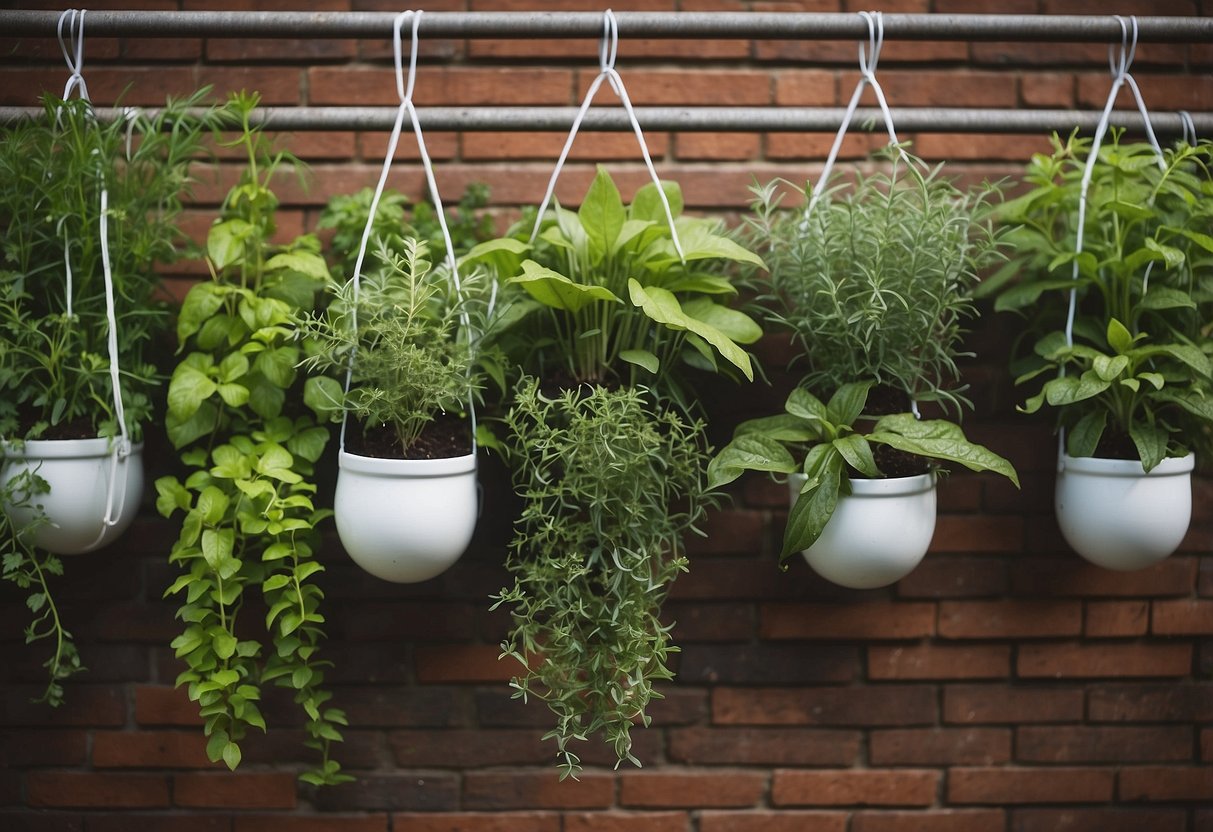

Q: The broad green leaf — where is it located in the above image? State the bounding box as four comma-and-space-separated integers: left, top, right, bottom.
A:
212, 631, 238, 661
707, 434, 797, 488
511, 260, 620, 312
1042, 374, 1111, 407
619, 349, 659, 374
1106, 318, 1134, 355
247, 376, 285, 420
168, 364, 218, 420
578, 167, 626, 258
254, 346, 297, 389
1141, 286, 1197, 311
681, 298, 763, 345
1159, 388, 1213, 421
676, 223, 766, 269
1177, 227, 1213, 254
218, 353, 249, 384
870, 414, 1019, 486
833, 434, 879, 478
1143, 343, 1213, 378
196, 486, 230, 524
155, 477, 191, 517
1067, 409, 1106, 458
827, 382, 873, 427
221, 741, 242, 771
287, 426, 330, 464
734, 413, 819, 443
1144, 237, 1185, 270
206, 730, 230, 764
178, 283, 229, 343
631, 179, 683, 224
265, 251, 331, 281
459, 237, 529, 276
166, 401, 220, 449
1093, 354, 1129, 382
660, 273, 738, 295
217, 384, 250, 408
994, 278, 1079, 313
207, 219, 253, 271
628, 279, 753, 379
785, 387, 829, 424
303, 376, 344, 420
781, 452, 843, 560
1106, 199, 1153, 221
1130, 423, 1169, 473
201, 528, 235, 569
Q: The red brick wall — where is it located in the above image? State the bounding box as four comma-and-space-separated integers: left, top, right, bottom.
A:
2, 2, 1212, 830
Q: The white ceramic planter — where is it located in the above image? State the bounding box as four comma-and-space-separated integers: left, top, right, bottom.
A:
789, 472, 936, 589
1055, 452, 1194, 571
335, 450, 478, 583
1, 438, 144, 555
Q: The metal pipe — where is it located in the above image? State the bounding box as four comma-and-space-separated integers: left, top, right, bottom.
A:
1, 10, 1211, 42
1, 105, 1208, 136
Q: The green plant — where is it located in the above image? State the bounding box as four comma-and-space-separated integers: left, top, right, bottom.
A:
155, 92, 348, 785
492, 378, 711, 779
299, 237, 488, 457
503, 166, 764, 402
0, 469, 82, 705
747, 148, 1006, 413
0, 91, 219, 441
710, 381, 1017, 560
988, 132, 1213, 469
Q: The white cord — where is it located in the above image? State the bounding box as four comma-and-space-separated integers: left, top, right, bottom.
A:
528, 9, 684, 263
341, 10, 478, 454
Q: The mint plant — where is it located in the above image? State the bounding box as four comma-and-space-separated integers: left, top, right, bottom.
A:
988, 132, 1213, 469
155, 92, 348, 785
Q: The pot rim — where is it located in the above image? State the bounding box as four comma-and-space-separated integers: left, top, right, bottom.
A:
338, 449, 477, 478
2, 437, 145, 460
789, 470, 936, 497
1059, 452, 1195, 478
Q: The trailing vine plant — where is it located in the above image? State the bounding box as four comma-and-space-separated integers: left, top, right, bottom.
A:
155, 92, 349, 785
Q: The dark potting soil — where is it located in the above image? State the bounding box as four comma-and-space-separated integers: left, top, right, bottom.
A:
14, 412, 98, 441
851, 385, 932, 478
348, 414, 473, 461
1092, 429, 1139, 461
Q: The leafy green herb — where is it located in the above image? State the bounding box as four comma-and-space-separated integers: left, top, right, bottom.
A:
156, 92, 349, 786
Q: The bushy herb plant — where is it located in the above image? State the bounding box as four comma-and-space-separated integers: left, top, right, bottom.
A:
300, 237, 489, 457
0, 91, 219, 441
987, 132, 1213, 470
493, 378, 711, 778
155, 92, 349, 785
713, 149, 1017, 558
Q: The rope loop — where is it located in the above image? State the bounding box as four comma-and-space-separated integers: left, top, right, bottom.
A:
1178, 110, 1197, 146
392, 10, 421, 105
1108, 15, 1138, 83
857, 10, 884, 82
57, 9, 90, 103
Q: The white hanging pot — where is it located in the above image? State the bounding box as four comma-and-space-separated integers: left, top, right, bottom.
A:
1, 437, 144, 555
788, 471, 936, 589
1055, 452, 1194, 571
334, 450, 478, 583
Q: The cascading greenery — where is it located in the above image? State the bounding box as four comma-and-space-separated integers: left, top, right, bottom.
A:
489, 167, 762, 776
0, 90, 220, 704
155, 92, 348, 785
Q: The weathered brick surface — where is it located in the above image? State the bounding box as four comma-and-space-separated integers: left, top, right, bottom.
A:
2, 5, 1210, 830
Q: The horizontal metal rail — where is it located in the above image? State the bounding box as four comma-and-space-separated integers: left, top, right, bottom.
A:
1, 105, 1208, 136
2, 10, 1212, 42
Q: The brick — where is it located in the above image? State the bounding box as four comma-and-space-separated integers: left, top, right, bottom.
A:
698, 811, 848, 832
309, 67, 575, 107
839, 70, 1018, 108
563, 812, 688, 832
1019, 642, 1193, 678
86, 816, 230, 832
1077, 73, 1213, 111
760, 602, 935, 640
234, 817, 388, 832
938, 600, 1081, 639
774, 70, 838, 106
668, 728, 860, 766
1017, 726, 1193, 763
870, 729, 1011, 766
385, 815, 559, 832
0, 730, 87, 766
851, 810, 1005, 832
929, 515, 1023, 552
675, 133, 762, 161
621, 771, 766, 808
869, 644, 1010, 680
1088, 683, 1213, 722
135, 686, 203, 726
894, 558, 1008, 599
463, 772, 613, 811
914, 134, 1054, 162
389, 729, 549, 768
461, 131, 670, 163
1011, 808, 1187, 832
681, 645, 858, 685
582, 69, 770, 106
712, 686, 935, 727
772, 769, 938, 807
414, 645, 515, 683
1010, 557, 1196, 597
1085, 601, 1149, 636
27, 773, 169, 809
93, 731, 213, 768
173, 773, 296, 809
948, 767, 1113, 804
315, 775, 459, 812
1153, 599, 1213, 634
664, 603, 756, 642
1021, 73, 1076, 108
1, 685, 125, 727
944, 685, 1085, 725
688, 508, 767, 555
1120, 766, 1213, 801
